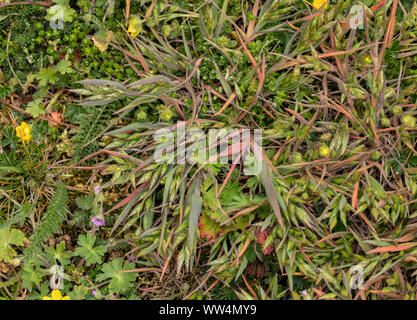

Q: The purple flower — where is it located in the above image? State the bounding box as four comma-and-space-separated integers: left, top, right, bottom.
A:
92, 290, 97, 296
94, 185, 101, 195
91, 216, 105, 227
300, 289, 308, 296
128, 255, 134, 262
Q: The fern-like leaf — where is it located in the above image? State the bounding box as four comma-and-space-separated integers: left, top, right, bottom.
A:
71, 106, 115, 160
24, 183, 68, 259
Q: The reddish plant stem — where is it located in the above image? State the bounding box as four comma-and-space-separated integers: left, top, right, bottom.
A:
1, 1, 53, 7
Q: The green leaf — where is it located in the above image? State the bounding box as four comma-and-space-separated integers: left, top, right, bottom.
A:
69, 285, 89, 300
0, 203, 31, 231
44, 241, 73, 266
21, 262, 44, 291
26, 99, 45, 117
320, 293, 338, 299
0, 277, 17, 289
75, 194, 94, 210
0, 227, 27, 262
35, 68, 57, 87
367, 176, 387, 199
53, 0, 70, 5
74, 233, 107, 266
96, 258, 137, 293
54, 60, 73, 75
46, 4, 76, 23
188, 177, 202, 249
199, 213, 222, 239
258, 159, 284, 228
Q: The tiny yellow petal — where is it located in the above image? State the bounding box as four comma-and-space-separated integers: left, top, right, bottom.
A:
51, 289, 63, 300
42, 290, 71, 300
128, 15, 142, 37
319, 145, 330, 157
128, 26, 140, 37
309, 0, 328, 10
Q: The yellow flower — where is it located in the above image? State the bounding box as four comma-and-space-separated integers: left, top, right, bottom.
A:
319, 145, 330, 157
306, 0, 328, 10
127, 15, 143, 37
42, 290, 70, 300
15, 122, 33, 143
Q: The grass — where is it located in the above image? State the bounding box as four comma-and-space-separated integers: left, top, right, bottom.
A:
0, 0, 417, 300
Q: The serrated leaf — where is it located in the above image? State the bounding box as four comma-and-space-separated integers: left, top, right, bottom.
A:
35, 68, 57, 87
44, 241, 73, 266
96, 258, 136, 293
26, 99, 45, 117
0, 227, 27, 262
54, 60, 73, 75
69, 285, 89, 300
74, 233, 107, 266
21, 262, 44, 291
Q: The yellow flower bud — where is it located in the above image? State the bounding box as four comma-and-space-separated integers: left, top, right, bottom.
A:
127, 15, 143, 37
319, 144, 330, 157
